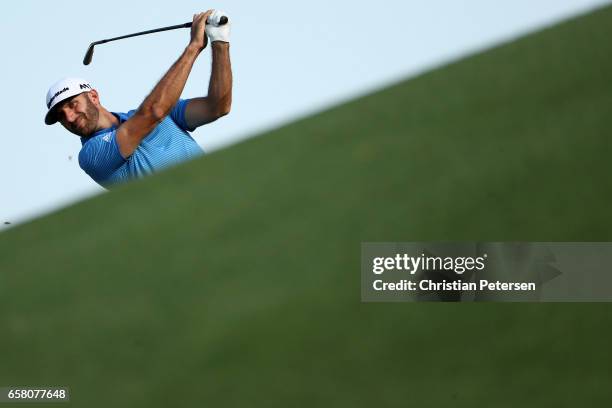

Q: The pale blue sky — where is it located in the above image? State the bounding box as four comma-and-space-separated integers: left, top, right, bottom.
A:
1, 0, 609, 230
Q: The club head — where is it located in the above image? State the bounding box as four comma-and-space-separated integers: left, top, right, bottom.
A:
83, 43, 95, 66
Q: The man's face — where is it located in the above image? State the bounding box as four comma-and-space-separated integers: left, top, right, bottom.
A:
56, 92, 100, 137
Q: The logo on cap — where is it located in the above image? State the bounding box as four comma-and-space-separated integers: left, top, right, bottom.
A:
47, 87, 70, 109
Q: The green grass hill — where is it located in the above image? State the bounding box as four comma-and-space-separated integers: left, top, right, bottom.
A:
2, 5, 612, 407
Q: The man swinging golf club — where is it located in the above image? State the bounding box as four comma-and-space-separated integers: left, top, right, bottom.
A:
44, 10, 232, 188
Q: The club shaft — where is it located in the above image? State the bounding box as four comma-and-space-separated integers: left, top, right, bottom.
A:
97, 22, 192, 45
84, 17, 227, 65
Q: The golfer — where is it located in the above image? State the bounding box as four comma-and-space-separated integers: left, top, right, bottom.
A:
44, 10, 232, 189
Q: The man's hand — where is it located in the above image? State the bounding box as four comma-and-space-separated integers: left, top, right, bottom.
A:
205, 10, 231, 43
189, 10, 214, 52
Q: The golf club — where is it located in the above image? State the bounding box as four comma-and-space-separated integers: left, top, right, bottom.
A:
83, 16, 228, 65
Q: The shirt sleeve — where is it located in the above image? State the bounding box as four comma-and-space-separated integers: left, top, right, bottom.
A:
169, 99, 196, 132
78, 131, 127, 186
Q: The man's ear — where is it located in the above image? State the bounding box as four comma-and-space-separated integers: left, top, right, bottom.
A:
88, 89, 101, 107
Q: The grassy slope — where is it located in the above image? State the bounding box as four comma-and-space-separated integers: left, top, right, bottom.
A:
2, 6, 612, 407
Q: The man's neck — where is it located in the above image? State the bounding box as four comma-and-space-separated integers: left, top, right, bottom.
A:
96, 108, 120, 131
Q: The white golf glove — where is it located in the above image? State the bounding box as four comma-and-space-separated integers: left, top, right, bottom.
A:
206, 10, 231, 43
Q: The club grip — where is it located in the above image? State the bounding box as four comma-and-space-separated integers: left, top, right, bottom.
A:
185, 16, 228, 27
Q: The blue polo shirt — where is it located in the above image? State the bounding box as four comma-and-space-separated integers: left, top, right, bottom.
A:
78, 99, 204, 188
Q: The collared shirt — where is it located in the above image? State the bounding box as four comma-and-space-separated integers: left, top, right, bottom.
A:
78, 99, 203, 188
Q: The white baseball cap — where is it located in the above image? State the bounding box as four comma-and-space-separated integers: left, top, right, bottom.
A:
45, 77, 93, 125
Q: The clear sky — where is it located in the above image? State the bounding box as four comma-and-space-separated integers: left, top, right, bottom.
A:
1, 0, 609, 230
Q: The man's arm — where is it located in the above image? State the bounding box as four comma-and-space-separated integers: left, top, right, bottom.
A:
116, 11, 213, 158
184, 14, 233, 129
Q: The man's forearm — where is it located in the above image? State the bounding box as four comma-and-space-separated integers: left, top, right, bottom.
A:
140, 44, 201, 119
114, 11, 211, 158
208, 42, 232, 115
